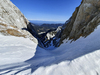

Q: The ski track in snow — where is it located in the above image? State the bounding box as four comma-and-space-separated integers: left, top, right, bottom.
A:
0, 26, 100, 75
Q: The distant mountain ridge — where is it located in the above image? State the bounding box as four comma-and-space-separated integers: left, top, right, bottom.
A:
29, 20, 65, 25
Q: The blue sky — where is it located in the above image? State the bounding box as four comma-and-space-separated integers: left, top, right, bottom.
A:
10, 0, 81, 22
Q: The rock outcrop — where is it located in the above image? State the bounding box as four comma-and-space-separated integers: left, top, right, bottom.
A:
0, 0, 28, 29
60, 0, 100, 44
0, 0, 38, 44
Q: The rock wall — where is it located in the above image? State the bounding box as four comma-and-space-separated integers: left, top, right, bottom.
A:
60, 0, 100, 44
0, 0, 38, 44
0, 0, 29, 28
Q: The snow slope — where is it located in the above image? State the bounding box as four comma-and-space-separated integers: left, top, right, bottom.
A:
0, 34, 37, 65
0, 25, 100, 75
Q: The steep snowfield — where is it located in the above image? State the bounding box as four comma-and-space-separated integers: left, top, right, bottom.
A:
0, 34, 37, 65
0, 25, 100, 75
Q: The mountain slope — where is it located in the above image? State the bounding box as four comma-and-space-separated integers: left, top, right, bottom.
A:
0, 25, 100, 75
0, 0, 38, 43
60, 0, 100, 44
0, 0, 100, 75
0, 0, 28, 29
31, 0, 100, 47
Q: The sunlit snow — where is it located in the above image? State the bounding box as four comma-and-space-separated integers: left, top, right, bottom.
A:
0, 25, 100, 75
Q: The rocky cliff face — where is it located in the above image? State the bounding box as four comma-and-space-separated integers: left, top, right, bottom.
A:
0, 0, 38, 43
60, 0, 100, 44
0, 0, 28, 29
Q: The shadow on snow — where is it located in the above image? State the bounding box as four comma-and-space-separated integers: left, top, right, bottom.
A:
1, 25, 100, 74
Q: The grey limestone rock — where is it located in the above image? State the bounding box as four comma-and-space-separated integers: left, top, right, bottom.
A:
0, 0, 38, 44
60, 0, 100, 45
0, 0, 29, 29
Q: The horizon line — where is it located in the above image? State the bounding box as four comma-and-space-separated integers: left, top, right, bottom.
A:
28, 19, 66, 22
